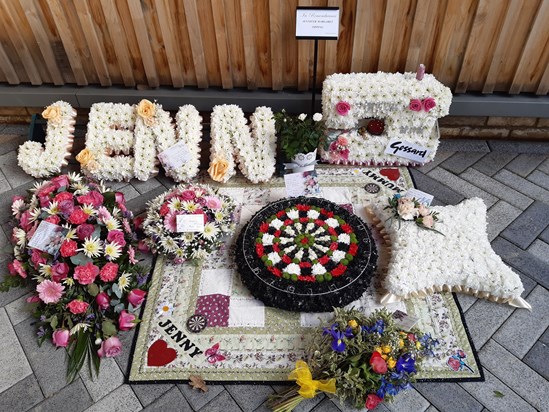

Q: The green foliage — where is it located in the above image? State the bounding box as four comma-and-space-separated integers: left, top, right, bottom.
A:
0, 275, 26, 292
273, 110, 325, 160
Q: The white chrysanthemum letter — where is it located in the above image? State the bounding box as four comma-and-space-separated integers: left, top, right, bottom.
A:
18, 101, 76, 178
208, 105, 276, 184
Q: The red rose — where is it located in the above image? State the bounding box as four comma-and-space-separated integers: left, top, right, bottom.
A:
370, 351, 388, 374
282, 255, 292, 264
365, 394, 383, 410
54, 191, 73, 204
100, 262, 119, 282
76, 191, 104, 207
36, 183, 57, 199
76, 223, 95, 241
159, 203, 170, 216
276, 211, 285, 218
73, 262, 99, 285
69, 208, 89, 225
51, 262, 70, 282
67, 299, 89, 314
45, 215, 61, 225
60, 240, 78, 257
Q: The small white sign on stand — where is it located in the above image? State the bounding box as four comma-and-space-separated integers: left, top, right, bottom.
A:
295, 7, 340, 39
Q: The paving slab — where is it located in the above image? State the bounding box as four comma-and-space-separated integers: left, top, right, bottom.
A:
0, 134, 27, 156
309, 398, 341, 412
438, 140, 490, 153
31, 378, 93, 412
460, 369, 536, 412
0, 151, 35, 189
113, 327, 136, 374
177, 382, 225, 411
0, 374, 43, 411
118, 183, 141, 202
494, 169, 549, 204
384, 388, 430, 412
523, 341, 549, 380
416, 151, 455, 173
427, 167, 498, 207
539, 158, 549, 175
492, 237, 549, 289
80, 356, 125, 401
131, 177, 163, 195
486, 201, 523, 241
527, 239, 549, 265
540, 226, 549, 243
493, 285, 549, 358
197, 390, 241, 412
439, 152, 486, 174
471, 152, 517, 176
127, 185, 169, 215
5, 291, 34, 325
0, 171, 10, 193
0, 269, 33, 307
488, 140, 549, 154
226, 384, 273, 411
527, 170, 549, 191
540, 328, 549, 345
131, 383, 174, 407
329, 398, 390, 412
14, 316, 69, 398
456, 293, 478, 312
84, 384, 142, 412
0, 308, 32, 393
505, 154, 548, 177
413, 382, 483, 412
464, 298, 515, 350
479, 339, 549, 411
461, 168, 532, 210
143, 386, 192, 411
408, 168, 465, 205
500, 201, 549, 249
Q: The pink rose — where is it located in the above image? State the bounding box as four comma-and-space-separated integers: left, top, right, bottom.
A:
76, 223, 95, 241
128, 289, 147, 307
422, 214, 434, 228
76, 191, 104, 207
95, 292, 110, 310
50, 175, 70, 188
52, 329, 70, 348
97, 336, 122, 358
51, 262, 70, 282
19, 210, 32, 231
100, 262, 119, 282
45, 215, 61, 225
370, 352, 388, 374
365, 394, 383, 410
107, 230, 126, 247
422, 97, 436, 112
8, 259, 27, 279
36, 183, 57, 199
180, 190, 196, 201
118, 310, 136, 331
115, 192, 127, 212
67, 299, 89, 314
73, 262, 99, 285
26, 295, 41, 303
137, 240, 150, 253
69, 208, 89, 225
31, 249, 47, 269
54, 191, 73, 204
60, 239, 78, 257
59, 200, 75, 216
409, 98, 422, 112
204, 196, 222, 210
335, 101, 351, 116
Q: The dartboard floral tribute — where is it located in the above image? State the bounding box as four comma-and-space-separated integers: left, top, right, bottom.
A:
143, 184, 236, 263
237, 197, 377, 312
0, 173, 150, 382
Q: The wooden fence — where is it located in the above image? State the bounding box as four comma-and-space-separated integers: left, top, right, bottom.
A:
0, 0, 547, 94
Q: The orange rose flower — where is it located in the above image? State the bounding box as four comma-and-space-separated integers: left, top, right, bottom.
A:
208, 157, 229, 182
42, 105, 62, 124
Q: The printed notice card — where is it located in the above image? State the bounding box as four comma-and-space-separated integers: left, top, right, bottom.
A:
158, 141, 192, 171
28, 221, 68, 255
284, 170, 322, 197
404, 188, 434, 206
176, 214, 205, 233
295, 7, 340, 39
392, 310, 419, 331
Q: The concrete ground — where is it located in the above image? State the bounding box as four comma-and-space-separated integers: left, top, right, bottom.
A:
0, 124, 547, 412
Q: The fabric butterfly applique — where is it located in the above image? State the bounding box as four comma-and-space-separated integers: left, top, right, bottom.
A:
447, 350, 474, 373
205, 342, 226, 364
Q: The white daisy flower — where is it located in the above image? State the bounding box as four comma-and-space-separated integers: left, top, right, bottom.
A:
214, 211, 225, 222
118, 272, 131, 292
191, 248, 209, 260
39, 264, 53, 278
104, 242, 122, 260
63, 277, 75, 287
168, 198, 183, 211
161, 237, 178, 252
104, 218, 121, 231
157, 302, 174, 316
13, 228, 27, 247
81, 204, 97, 216
80, 237, 102, 258
43, 201, 60, 216
29, 207, 41, 222
202, 222, 219, 239
62, 225, 78, 240
11, 199, 25, 217
182, 201, 199, 213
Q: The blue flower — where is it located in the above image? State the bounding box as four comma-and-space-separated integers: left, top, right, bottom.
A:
394, 194, 401, 199
362, 319, 385, 334
377, 377, 400, 398
396, 353, 416, 374
419, 333, 439, 356
322, 324, 353, 352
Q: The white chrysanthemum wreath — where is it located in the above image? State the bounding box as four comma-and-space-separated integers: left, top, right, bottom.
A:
18, 101, 77, 178
208, 105, 277, 184
78, 100, 202, 182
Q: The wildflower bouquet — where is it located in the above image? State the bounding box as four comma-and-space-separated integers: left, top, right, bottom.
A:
142, 183, 236, 263
1, 173, 150, 381
385, 194, 443, 234
273, 110, 325, 160
267, 308, 438, 411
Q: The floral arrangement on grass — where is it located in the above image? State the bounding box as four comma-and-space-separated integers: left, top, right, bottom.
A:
385, 194, 442, 234
267, 308, 438, 411
0, 173, 150, 381
274, 110, 324, 160
142, 184, 236, 263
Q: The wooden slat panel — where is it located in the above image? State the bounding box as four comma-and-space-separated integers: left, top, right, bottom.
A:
350, 0, 368, 73
155, 0, 184, 87
99, 0, 135, 87
378, 0, 416, 72
282, 0, 298, 87
537, 61, 549, 95
126, 0, 159, 87
19, 0, 63, 85
335, 0, 356, 73
269, 0, 283, 90
0, 41, 19, 84
196, 1, 222, 87
254, 0, 272, 88
115, 0, 147, 86
211, 0, 233, 89
405, 0, 441, 72
183, 0, 208, 88
509, 0, 549, 94
240, 0, 258, 90
74, 0, 111, 86
324, 0, 341, 78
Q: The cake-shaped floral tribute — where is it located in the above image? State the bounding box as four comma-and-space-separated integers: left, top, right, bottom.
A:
236, 197, 377, 312
143, 184, 236, 263
0, 173, 150, 381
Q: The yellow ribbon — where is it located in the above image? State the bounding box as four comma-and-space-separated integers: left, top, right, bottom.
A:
288, 360, 336, 398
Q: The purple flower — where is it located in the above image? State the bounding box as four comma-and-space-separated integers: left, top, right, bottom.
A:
396, 353, 416, 374
322, 324, 353, 352
362, 319, 385, 334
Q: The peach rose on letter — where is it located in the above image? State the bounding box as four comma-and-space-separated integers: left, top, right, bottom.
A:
42, 105, 62, 124
208, 157, 229, 182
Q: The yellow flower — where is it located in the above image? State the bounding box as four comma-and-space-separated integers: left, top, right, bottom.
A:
387, 357, 396, 369
399, 339, 405, 348
381, 354, 388, 360
416, 341, 422, 349
381, 345, 392, 354
76, 149, 95, 168
348, 319, 358, 329
208, 156, 229, 182
42, 105, 62, 124
137, 99, 155, 119
373, 346, 383, 355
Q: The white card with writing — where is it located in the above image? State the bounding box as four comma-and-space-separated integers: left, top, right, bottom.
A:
295, 8, 340, 39
404, 188, 434, 206
28, 221, 68, 254
284, 170, 322, 197
384, 138, 431, 163
176, 214, 205, 233
392, 310, 420, 331
158, 141, 192, 171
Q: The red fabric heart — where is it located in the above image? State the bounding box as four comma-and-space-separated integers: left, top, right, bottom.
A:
147, 339, 177, 367
379, 168, 400, 181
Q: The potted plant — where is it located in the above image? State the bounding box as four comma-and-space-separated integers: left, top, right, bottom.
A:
274, 110, 325, 171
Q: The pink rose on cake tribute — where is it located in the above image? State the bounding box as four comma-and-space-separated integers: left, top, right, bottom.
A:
74, 262, 99, 285
335, 101, 351, 116
409, 98, 422, 112
422, 97, 436, 112
67, 299, 89, 314
97, 336, 122, 358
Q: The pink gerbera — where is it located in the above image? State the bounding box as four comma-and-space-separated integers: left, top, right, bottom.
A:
36, 280, 65, 304
164, 211, 180, 232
